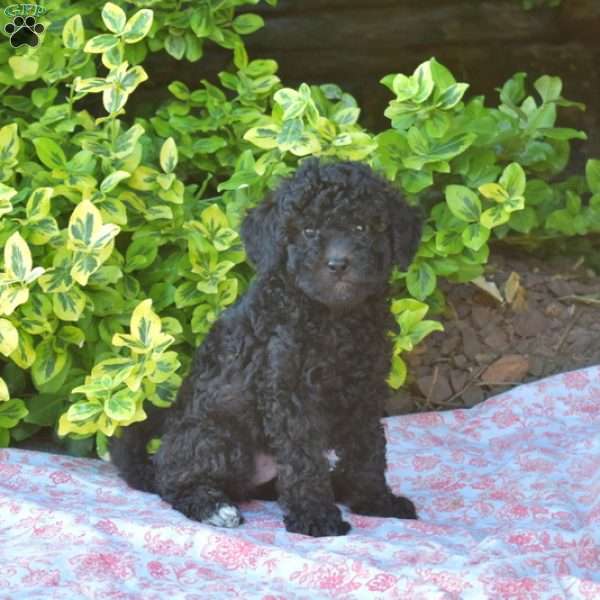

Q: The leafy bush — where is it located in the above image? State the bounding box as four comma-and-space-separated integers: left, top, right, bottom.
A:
0, 1, 596, 455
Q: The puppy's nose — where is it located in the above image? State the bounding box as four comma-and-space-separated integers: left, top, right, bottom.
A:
327, 257, 349, 273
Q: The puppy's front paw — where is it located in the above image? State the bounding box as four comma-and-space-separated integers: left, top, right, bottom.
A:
352, 493, 418, 520
284, 506, 351, 537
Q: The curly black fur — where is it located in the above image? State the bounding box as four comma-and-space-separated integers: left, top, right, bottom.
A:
110, 158, 422, 537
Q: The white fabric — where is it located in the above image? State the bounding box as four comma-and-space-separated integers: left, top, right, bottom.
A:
1, 366, 600, 599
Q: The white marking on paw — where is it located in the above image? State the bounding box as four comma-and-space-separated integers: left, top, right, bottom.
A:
203, 504, 242, 528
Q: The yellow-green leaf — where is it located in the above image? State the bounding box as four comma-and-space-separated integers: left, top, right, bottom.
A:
103, 86, 128, 114
70, 252, 100, 287
0, 123, 19, 164
0, 377, 9, 402
478, 183, 508, 203
33, 138, 67, 170
31, 341, 68, 388
100, 170, 130, 194
8, 55, 39, 80
0, 318, 18, 356
105, 387, 138, 421
119, 66, 148, 94
128, 165, 158, 191
160, 137, 178, 174
84, 33, 119, 53
29, 217, 61, 246
0, 398, 27, 428
0, 183, 17, 217
130, 298, 161, 347
66, 400, 103, 422
26, 187, 53, 220
243, 125, 280, 149
68, 200, 101, 249
387, 355, 407, 389
74, 77, 108, 93
53, 287, 87, 321
148, 351, 180, 384
0, 286, 29, 316
58, 413, 98, 437
102, 2, 127, 34
4, 232, 32, 282
122, 9, 154, 44
63, 14, 85, 49
201, 203, 229, 230
102, 42, 124, 69
9, 330, 36, 369
481, 205, 510, 228
91, 357, 135, 386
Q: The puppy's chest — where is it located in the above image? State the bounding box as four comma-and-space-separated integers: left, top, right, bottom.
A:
300, 319, 374, 395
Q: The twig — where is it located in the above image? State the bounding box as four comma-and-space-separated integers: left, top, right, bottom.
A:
437, 364, 488, 407
554, 307, 582, 353
557, 294, 600, 306
425, 365, 439, 409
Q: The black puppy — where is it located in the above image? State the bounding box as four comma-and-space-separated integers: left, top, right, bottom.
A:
110, 158, 422, 537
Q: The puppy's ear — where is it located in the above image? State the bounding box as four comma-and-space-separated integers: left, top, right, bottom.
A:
240, 196, 286, 273
389, 196, 423, 271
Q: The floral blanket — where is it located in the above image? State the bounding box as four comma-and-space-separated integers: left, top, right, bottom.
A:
1, 367, 600, 599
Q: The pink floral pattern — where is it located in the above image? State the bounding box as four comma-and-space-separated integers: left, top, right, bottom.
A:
1, 366, 600, 599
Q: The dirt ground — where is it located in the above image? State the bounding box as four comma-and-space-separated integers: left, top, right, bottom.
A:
386, 247, 600, 415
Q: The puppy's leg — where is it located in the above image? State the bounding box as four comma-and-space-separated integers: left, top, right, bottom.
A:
332, 415, 417, 520
153, 417, 254, 528
266, 395, 350, 537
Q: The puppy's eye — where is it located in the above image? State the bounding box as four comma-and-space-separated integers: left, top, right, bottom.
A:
303, 227, 318, 239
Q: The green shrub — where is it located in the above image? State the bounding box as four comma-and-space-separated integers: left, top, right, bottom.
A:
0, 1, 596, 455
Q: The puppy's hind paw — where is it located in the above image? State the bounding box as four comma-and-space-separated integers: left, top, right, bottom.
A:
352, 493, 418, 520
203, 503, 244, 528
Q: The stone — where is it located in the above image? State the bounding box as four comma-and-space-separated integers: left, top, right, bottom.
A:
416, 372, 453, 404
461, 386, 485, 407
461, 326, 482, 359
512, 309, 548, 338
450, 369, 469, 393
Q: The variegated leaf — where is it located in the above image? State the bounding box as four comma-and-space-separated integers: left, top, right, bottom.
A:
0, 377, 8, 402
84, 34, 119, 53
52, 287, 87, 321
159, 137, 178, 174
104, 387, 138, 421
9, 329, 36, 369
66, 400, 103, 422
74, 77, 108, 93
4, 232, 32, 282
102, 86, 128, 114
101, 2, 127, 34
122, 9, 154, 44
31, 340, 68, 388
62, 14, 84, 49
26, 187, 53, 220
100, 170, 130, 194
0, 318, 18, 356
68, 200, 101, 249
0, 123, 19, 164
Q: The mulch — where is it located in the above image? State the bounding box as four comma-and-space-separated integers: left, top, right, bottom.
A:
386, 248, 600, 415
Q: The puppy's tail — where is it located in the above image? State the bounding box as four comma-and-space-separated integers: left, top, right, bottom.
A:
109, 403, 165, 493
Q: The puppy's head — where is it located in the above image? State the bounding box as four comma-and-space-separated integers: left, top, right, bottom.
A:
241, 158, 422, 309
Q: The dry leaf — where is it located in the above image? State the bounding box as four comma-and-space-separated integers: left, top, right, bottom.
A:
471, 276, 504, 304
481, 354, 530, 384
504, 271, 521, 304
